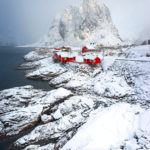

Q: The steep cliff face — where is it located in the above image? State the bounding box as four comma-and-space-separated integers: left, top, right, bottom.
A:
37, 0, 123, 47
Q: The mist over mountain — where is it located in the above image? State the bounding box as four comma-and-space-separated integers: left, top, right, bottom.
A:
0, 0, 150, 46
36, 0, 122, 47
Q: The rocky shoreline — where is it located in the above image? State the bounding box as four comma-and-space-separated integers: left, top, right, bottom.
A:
1, 46, 150, 149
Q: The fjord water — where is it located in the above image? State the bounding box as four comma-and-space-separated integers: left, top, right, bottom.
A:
0, 46, 51, 91
0, 46, 52, 150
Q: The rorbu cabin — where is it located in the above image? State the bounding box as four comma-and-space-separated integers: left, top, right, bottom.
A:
68, 57, 76, 62
84, 57, 101, 65
53, 46, 101, 65
81, 46, 97, 53
54, 46, 71, 51
82, 46, 88, 53
94, 57, 101, 64
61, 46, 71, 51
53, 52, 76, 63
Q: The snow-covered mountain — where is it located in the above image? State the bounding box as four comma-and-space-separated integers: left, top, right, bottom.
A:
36, 0, 123, 48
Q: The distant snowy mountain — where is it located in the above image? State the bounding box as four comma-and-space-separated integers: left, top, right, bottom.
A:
36, 0, 123, 48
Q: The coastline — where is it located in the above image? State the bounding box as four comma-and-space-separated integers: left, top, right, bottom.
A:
0, 45, 150, 149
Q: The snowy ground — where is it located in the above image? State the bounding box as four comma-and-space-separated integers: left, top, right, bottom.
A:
62, 103, 150, 150
0, 45, 150, 149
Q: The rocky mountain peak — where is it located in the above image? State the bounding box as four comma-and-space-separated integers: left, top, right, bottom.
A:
37, 0, 123, 47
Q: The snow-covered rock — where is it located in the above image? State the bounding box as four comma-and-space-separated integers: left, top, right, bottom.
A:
2, 41, 150, 150
112, 45, 150, 101
123, 45, 150, 59
64, 73, 90, 90
49, 71, 74, 87
0, 121, 4, 134
94, 71, 134, 98
24, 49, 52, 62
37, 0, 123, 47
0, 86, 72, 138
0, 105, 43, 136
41, 114, 53, 123
13, 95, 100, 149
24, 144, 54, 150
25, 57, 67, 80
0, 83, 110, 149
62, 103, 150, 150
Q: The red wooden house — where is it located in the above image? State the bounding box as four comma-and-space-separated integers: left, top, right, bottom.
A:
82, 46, 88, 53
84, 57, 101, 65
53, 53, 76, 63
53, 46, 101, 65
54, 46, 71, 51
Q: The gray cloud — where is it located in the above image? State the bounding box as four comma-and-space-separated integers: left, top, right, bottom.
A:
0, 0, 81, 45
0, 0, 150, 45
101, 0, 150, 41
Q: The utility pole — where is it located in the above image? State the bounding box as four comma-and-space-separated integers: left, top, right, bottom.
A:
100, 48, 104, 71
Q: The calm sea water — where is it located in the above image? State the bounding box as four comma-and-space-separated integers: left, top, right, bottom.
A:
0, 46, 51, 91
0, 46, 52, 150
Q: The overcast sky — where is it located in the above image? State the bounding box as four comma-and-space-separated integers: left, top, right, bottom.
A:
0, 0, 150, 45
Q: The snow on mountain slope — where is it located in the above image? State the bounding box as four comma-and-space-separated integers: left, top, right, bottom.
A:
112, 45, 150, 101
62, 103, 150, 150
37, 0, 123, 48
